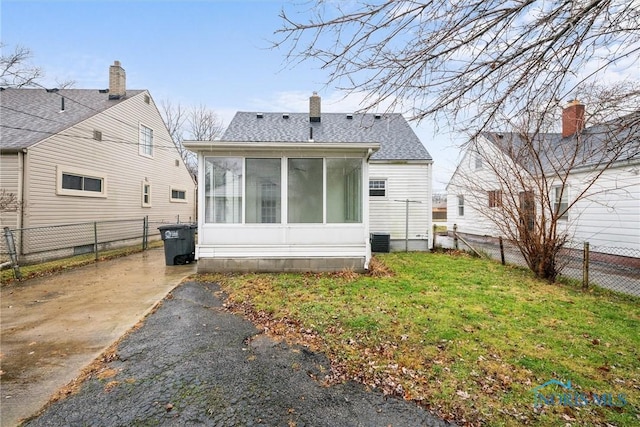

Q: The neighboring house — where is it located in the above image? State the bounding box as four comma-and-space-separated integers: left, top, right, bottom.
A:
0, 61, 196, 257
184, 93, 432, 273
447, 102, 640, 252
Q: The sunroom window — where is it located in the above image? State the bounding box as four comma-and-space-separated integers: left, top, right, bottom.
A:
327, 158, 362, 223
288, 158, 323, 223
246, 158, 281, 223
204, 157, 242, 223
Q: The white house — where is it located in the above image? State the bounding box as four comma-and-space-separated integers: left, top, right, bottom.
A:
447, 102, 640, 253
0, 61, 196, 260
184, 93, 432, 273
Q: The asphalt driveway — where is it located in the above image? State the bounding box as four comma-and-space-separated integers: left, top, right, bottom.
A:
1, 248, 196, 427
21, 280, 450, 426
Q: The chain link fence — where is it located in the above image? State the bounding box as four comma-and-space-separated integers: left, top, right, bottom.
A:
0, 218, 180, 276
433, 225, 640, 297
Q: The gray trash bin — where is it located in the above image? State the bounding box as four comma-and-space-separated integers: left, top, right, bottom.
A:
158, 223, 197, 265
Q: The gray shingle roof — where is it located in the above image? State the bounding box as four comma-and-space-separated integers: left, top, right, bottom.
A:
481, 110, 640, 173
222, 112, 432, 161
0, 88, 145, 150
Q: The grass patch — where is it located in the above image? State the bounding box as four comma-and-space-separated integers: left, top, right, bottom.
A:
205, 252, 640, 426
1, 240, 163, 285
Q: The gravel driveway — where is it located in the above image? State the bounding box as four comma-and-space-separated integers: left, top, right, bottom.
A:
23, 281, 451, 426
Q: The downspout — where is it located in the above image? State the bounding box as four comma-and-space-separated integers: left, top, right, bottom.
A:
363, 149, 373, 269
18, 149, 26, 230
366, 148, 374, 161
18, 149, 26, 256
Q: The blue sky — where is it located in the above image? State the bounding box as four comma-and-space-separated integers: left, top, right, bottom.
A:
2, 0, 467, 191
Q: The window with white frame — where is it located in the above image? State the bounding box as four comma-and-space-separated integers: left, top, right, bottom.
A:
553, 185, 568, 220
139, 124, 153, 157
56, 166, 107, 197
327, 158, 362, 223
288, 158, 323, 223
458, 195, 464, 216
204, 157, 243, 223
246, 158, 281, 224
170, 187, 187, 203
369, 179, 386, 197
142, 182, 151, 207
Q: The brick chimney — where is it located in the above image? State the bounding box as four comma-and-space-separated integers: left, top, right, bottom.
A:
309, 92, 321, 123
109, 60, 126, 99
562, 100, 585, 138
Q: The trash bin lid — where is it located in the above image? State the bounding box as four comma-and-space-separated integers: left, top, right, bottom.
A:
158, 223, 192, 231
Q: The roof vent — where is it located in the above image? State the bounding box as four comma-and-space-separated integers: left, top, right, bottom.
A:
99, 89, 109, 93
346, 114, 353, 120
46, 88, 59, 93
257, 113, 264, 119
283, 114, 289, 119
374, 114, 382, 119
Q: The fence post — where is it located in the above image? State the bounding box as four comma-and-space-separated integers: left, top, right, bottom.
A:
143, 216, 148, 250
94, 222, 99, 261
499, 237, 506, 265
453, 223, 458, 250
583, 241, 590, 289
432, 223, 437, 251
3, 227, 22, 280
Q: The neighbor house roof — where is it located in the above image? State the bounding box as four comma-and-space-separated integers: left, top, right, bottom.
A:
480, 110, 640, 173
0, 88, 145, 151
221, 112, 432, 161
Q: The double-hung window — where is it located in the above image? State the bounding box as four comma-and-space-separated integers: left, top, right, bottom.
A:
369, 179, 386, 197
139, 124, 153, 157
553, 186, 568, 220
458, 195, 464, 216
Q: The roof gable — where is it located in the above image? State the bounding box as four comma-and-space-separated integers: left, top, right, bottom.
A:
0, 88, 145, 150
222, 112, 432, 161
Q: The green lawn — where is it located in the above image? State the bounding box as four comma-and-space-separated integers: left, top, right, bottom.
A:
205, 252, 640, 426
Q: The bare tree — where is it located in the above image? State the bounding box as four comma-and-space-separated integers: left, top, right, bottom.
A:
449, 85, 639, 280
1, 44, 43, 88
0, 189, 20, 213
276, 1, 640, 131
161, 101, 224, 181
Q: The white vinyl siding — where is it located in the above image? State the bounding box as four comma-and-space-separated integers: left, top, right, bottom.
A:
447, 136, 640, 252
369, 162, 432, 249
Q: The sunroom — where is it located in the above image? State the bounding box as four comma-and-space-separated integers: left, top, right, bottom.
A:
183, 141, 379, 273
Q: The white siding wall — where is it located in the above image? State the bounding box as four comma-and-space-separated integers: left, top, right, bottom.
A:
448, 138, 640, 251
369, 161, 432, 249
0, 152, 20, 229
22, 92, 195, 227
562, 162, 640, 251
446, 144, 503, 236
